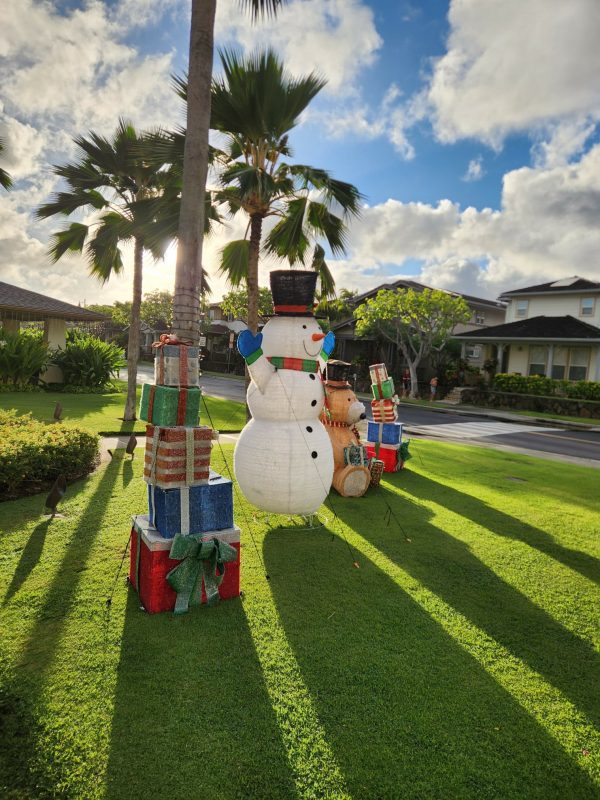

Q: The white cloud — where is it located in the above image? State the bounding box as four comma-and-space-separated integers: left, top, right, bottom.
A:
215, 0, 382, 94
531, 116, 598, 168
426, 0, 600, 147
462, 156, 484, 182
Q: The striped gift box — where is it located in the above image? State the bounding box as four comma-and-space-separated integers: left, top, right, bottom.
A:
371, 398, 397, 422
154, 344, 200, 387
144, 424, 215, 488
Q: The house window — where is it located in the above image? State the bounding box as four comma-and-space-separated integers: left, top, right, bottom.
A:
580, 297, 595, 317
516, 300, 529, 318
466, 345, 481, 359
528, 345, 547, 376
568, 348, 589, 381
551, 346, 567, 380
475, 311, 485, 325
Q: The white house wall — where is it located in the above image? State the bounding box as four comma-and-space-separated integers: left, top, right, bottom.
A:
505, 294, 600, 326
507, 346, 529, 375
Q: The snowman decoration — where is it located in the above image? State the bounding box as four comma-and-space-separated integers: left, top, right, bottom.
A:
234, 270, 335, 515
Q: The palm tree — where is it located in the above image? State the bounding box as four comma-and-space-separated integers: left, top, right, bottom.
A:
171, 0, 286, 344
37, 120, 171, 420
208, 48, 362, 335
0, 138, 13, 190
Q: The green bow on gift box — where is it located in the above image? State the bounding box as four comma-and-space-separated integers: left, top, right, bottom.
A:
167, 533, 238, 614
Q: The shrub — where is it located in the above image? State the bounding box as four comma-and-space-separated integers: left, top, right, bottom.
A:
493, 373, 600, 400
0, 328, 50, 388
51, 333, 125, 389
0, 410, 99, 499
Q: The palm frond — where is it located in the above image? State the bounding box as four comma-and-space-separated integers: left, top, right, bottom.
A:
47, 223, 89, 262
36, 189, 108, 220
239, 0, 286, 20
311, 243, 336, 299
219, 239, 250, 286
289, 165, 363, 216
306, 201, 347, 256
264, 197, 309, 263
86, 212, 129, 282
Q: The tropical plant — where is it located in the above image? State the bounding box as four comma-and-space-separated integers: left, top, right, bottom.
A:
171, 0, 286, 344
0, 137, 12, 190
197, 48, 361, 336
36, 119, 172, 419
0, 328, 50, 388
52, 333, 125, 389
354, 289, 471, 398
316, 288, 358, 321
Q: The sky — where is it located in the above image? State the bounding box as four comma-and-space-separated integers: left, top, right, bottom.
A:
1, 0, 600, 306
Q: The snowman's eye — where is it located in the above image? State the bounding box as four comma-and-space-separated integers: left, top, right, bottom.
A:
302, 324, 307, 329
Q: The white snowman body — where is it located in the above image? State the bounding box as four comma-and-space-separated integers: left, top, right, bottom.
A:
234, 316, 334, 515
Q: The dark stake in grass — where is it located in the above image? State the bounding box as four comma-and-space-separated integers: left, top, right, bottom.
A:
44, 474, 67, 518
125, 433, 137, 459
53, 401, 62, 421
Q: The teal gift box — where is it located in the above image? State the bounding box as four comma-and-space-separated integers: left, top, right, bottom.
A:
139, 383, 201, 427
371, 377, 395, 400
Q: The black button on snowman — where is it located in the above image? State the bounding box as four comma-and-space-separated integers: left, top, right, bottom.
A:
234, 271, 335, 515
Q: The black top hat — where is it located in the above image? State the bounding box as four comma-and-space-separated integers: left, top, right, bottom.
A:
270, 270, 318, 317
325, 359, 352, 386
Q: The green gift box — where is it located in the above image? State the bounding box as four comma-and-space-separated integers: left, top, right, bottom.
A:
139, 383, 201, 427
371, 377, 395, 400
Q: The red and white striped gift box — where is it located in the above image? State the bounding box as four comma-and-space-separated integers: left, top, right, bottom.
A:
144, 424, 215, 488
371, 398, 397, 422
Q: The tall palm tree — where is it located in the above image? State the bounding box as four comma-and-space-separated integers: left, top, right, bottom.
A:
209, 48, 362, 335
171, 0, 286, 345
0, 138, 13, 190
36, 120, 171, 420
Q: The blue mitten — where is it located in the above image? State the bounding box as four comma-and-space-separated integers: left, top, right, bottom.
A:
237, 330, 263, 360
322, 331, 336, 356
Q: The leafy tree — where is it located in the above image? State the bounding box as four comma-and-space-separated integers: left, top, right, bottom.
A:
220, 287, 273, 322
203, 48, 361, 337
141, 290, 173, 329
37, 120, 172, 420
171, 0, 286, 344
354, 288, 471, 397
0, 137, 12, 190
87, 301, 132, 328
316, 288, 358, 322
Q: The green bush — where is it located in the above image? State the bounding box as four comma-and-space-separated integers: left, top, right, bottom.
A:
51, 333, 125, 389
493, 373, 600, 400
0, 328, 50, 388
0, 410, 99, 499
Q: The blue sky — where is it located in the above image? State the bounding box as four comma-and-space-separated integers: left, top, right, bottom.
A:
1, 0, 599, 304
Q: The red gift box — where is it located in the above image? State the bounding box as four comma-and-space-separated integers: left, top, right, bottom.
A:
371, 398, 397, 422
366, 443, 404, 473
144, 424, 215, 488
129, 515, 240, 614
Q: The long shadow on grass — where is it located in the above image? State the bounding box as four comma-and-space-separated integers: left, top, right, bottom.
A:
104, 591, 297, 800
333, 481, 600, 731
3, 519, 50, 604
263, 524, 597, 800
409, 471, 600, 586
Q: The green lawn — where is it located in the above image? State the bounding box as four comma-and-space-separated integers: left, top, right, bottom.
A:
0, 386, 246, 434
0, 442, 599, 799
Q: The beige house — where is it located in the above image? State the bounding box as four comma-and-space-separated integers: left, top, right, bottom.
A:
455, 277, 600, 381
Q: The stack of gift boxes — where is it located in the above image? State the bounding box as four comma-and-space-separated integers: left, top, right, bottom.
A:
128, 340, 241, 614
365, 363, 408, 472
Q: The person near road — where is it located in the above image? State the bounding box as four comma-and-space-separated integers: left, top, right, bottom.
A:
402, 368, 411, 397
429, 376, 438, 401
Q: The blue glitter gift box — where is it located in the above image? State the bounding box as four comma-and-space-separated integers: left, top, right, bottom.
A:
367, 421, 403, 446
147, 470, 233, 538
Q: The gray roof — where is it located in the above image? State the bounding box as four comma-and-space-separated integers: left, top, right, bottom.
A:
351, 278, 506, 309
454, 315, 600, 341
0, 280, 106, 322
500, 276, 600, 298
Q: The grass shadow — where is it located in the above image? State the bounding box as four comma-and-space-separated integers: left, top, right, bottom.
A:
3, 519, 50, 605
408, 470, 600, 586
122, 458, 134, 489
263, 522, 598, 799
332, 482, 600, 731
105, 591, 298, 800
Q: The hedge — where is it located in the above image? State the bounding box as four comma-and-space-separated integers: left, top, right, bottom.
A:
0, 410, 99, 500
493, 373, 600, 400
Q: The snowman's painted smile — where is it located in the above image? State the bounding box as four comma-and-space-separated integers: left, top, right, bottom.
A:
302, 341, 322, 357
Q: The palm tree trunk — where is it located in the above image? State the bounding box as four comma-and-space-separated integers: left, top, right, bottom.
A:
172, 0, 216, 345
124, 237, 143, 420
247, 213, 263, 336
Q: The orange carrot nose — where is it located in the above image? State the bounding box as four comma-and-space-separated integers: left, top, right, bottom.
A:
311, 332, 326, 342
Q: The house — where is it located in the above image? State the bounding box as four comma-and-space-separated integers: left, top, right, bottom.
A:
0, 280, 106, 382
200, 302, 248, 373
454, 276, 600, 381
331, 279, 506, 370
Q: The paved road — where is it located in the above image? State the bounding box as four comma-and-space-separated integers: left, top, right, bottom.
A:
130, 367, 600, 464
